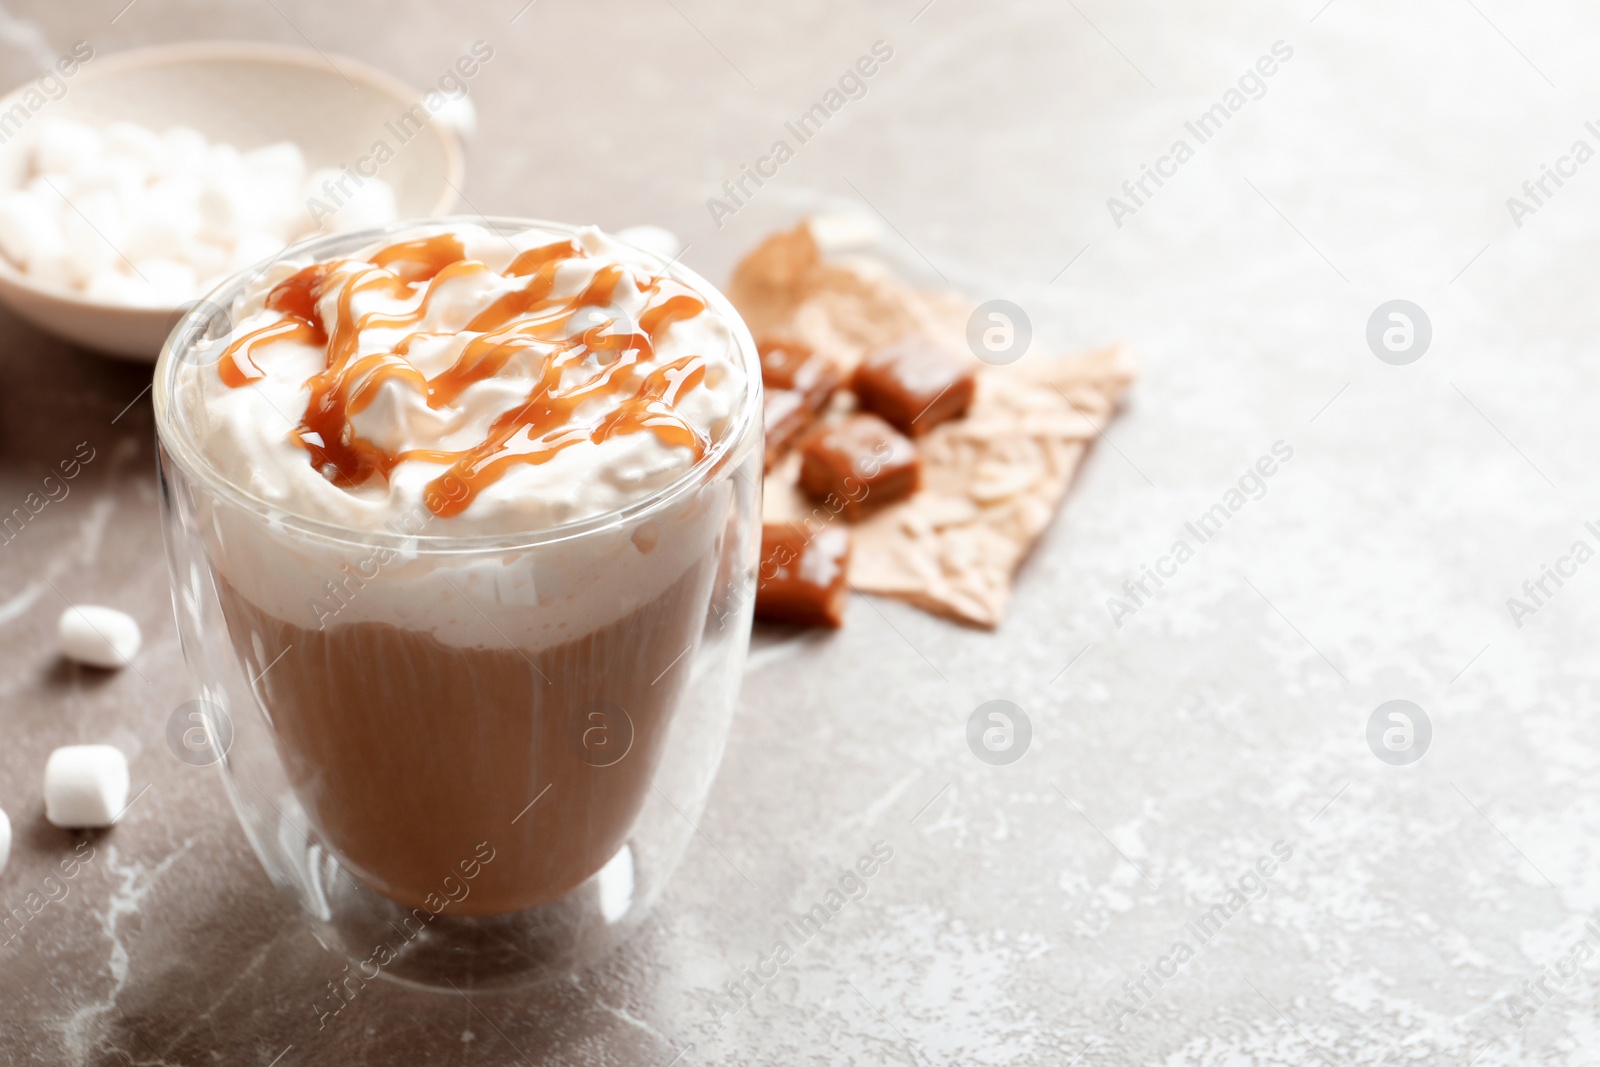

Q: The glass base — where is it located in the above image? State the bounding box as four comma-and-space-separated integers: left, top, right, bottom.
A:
284, 810, 648, 991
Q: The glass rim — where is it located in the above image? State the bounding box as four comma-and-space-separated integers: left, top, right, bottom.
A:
152, 215, 763, 554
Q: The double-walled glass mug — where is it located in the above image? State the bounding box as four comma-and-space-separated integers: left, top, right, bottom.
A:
153, 218, 762, 990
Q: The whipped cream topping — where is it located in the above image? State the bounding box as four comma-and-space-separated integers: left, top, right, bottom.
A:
179, 222, 746, 535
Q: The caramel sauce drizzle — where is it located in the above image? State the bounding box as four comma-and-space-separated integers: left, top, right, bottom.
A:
217, 233, 713, 517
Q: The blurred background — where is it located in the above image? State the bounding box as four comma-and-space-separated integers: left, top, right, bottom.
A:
3, 1, 1599, 1064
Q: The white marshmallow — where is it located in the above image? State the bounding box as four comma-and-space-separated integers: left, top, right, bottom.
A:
197, 180, 262, 240
432, 94, 477, 138
301, 167, 344, 214
44, 745, 130, 828
90, 268, 162, 307
0, 807, 10, 877
60, 206, 121, 285
230, 230, 287, 272
122, 195, 186, 261
346, 179, 398, 229
34, 119, 103, 175
137, 257, 200, 303
615, 224, 682, 261
178, 237, 230, 285
73, 188, 125, 234
84, 268, 153, 305
305, 167, 398, 232
245, 143, 310, 234
68, 154, 145, 205
808, 210, 884, 252
203, 142, 245, 184
25, 174, 62, 201
103, 120, 165, 172
0, 189, 64, 267
243, 143, 305, 220
53, 188, 126, 286
143, 177, 205, 246
158, 126, 208, 177
57, 605, 141, 668
243, 142, 306, 189
26, 250, 77, 291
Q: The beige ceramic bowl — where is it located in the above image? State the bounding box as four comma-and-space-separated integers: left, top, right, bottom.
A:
0, 42, 463, 362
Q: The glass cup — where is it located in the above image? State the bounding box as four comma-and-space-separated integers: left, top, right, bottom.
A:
153, 218, 762, 990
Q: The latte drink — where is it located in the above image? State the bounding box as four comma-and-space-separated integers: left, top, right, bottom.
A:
164, 221, 753, 917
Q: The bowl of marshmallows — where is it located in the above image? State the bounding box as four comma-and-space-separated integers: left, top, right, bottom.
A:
0, 41, 465, 361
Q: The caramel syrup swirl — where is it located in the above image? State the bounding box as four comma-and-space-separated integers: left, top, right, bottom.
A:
217, 233, 715, 518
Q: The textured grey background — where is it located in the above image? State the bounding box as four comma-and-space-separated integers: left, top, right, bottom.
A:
0, 0, 1596, 1063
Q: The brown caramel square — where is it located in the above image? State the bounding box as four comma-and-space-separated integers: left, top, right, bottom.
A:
759, 338, 842, 415
798, 413, 920, 521
852, 335, 975, 436
755, 523, 852, 628
764, 388, 813, 470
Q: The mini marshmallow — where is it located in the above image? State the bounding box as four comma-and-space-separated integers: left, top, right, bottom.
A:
243, 143, 307, 216
58, 605, 141, 669
34, 119, 103, 175
27, 251, 77, 291
60, 209, 120, 285
243, 142, 306, 186
432, 94, 477, 138
24, 174, 60, 201
616, 224, 682, 261
122, 204, 185, 262
142, 177, 205, 245
808, 211, 884, 252
159, 126, 208, 177
203, 142, 245, 183
71, 189, 126, 247
74, 183, 121, 219
231, 230, 287, 271
137, 258, 200, 304
305, 169, 398, 232
103, 120, 165, 172
68, 154, 144, 205
0, 807, 10, 877
197, 180, 263, 239
44, 745, 129, 829
84, 269, 154, 306
0, 189, 64, 267
57, 189, 125, 285
177, 237, 229, 282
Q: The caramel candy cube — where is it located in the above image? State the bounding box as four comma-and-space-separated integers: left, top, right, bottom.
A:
755, 523, 851, 628
764, 388, 812, 470
852, 335, 975, 436
759, 338, 842, 415
798, 413, 920, 521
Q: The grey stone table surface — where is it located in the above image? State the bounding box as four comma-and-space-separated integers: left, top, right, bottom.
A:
1, 0, 1597, 1063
